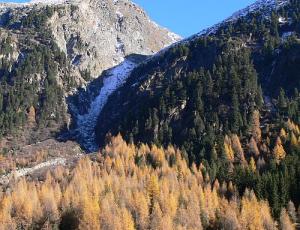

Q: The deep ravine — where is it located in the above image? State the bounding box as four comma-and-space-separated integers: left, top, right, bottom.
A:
75, 58, 137, 152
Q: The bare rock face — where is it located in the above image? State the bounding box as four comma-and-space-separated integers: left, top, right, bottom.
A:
0, 0, 181, 81
47, 0, 181, 78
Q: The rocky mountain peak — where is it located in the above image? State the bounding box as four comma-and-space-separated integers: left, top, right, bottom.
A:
49, 0, 181, 79
0, 0, 181, 82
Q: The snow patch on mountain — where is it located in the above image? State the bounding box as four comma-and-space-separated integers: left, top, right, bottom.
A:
76, 59, 137, 152
167, 32, 182, 45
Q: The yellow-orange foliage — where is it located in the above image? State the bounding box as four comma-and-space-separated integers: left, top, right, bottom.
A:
224, 135, 234, 162
280, 128, 288, 140
79, 195, 100, 230
251, 110, 262, 142
249, 157, 256, 172
27, 105, 36, 125
0, 135, 279, 229
0, 196, 15, 229
280, 208, 295, 230
287, 119, 300, 135
240, 190, 277, 229
122, 208, 135, 230
249, 136, 260, 157
290, 132, 299, 150
273, 137, 286, 163
231, 134, 246, 164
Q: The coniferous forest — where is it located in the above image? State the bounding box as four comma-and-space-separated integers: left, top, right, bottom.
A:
0, 0, 300, 229
96, 0, 300, 224
0, 135, 298, 229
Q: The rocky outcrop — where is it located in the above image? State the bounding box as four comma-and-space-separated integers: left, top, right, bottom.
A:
1, 0, 181, 81
48, 0, 181, 78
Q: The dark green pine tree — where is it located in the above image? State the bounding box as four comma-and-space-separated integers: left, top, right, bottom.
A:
231, 88, 242, 133
270, 176, 281, 218
205, 70, 213, 96
256, 85, 264, 109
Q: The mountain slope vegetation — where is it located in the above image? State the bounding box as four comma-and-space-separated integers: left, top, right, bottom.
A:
96, 0, 300, 218
0, 6, 71, 143
0, 0, 177, 149
0, 135, 296, 229
0, 0, 300, 228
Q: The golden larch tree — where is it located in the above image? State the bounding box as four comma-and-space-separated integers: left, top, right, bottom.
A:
273, 137, 286, 163
231, 134, 246, 164
248, 137, 260, 158
224, 135, 234, 162
280, 208, 295, 230
121, 208, 135, 230
147, 174, 160, 213
79, 195, 100, 229
249, 157, 256, 172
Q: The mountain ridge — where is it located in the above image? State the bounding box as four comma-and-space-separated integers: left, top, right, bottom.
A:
97, 1, 298, 158
93, 0, 300, 217
0, 0, 179, 150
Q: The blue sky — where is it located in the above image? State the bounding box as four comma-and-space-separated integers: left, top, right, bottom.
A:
1, 0, 257, 37
133, 0, 257, 37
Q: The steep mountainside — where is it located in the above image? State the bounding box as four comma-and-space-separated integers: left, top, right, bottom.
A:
96, 0, 298, 151
0, 135, 287, 229
0, 0, 179, 149
95, 0, 300, 217
0, 0, 299, 227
